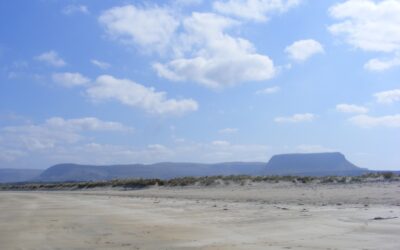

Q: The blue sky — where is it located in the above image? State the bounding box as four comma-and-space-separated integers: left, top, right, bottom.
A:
0, 0, 399, 170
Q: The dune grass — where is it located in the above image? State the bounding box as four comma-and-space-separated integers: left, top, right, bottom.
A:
0, 172, 398, 191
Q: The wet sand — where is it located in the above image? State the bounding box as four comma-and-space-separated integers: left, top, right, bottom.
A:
1, 182, 399, 250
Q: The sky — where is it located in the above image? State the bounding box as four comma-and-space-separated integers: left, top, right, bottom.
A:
0, 0, 399, 170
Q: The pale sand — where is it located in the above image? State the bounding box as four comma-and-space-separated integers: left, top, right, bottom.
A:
1, 182, 400, 250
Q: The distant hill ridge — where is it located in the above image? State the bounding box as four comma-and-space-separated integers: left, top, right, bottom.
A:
36, 162, 267, 182
0, 169, 43, 183
1, 152, 371, 183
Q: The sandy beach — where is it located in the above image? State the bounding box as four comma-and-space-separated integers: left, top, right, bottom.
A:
1, 182, 399, 250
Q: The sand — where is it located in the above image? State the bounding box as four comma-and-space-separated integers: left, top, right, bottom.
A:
0, 182, 399, 250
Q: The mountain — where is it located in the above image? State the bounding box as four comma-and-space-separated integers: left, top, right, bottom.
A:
7, 152, 369, 183
36, 162, 266, 182
264, 152, 367, 176
0, 169, 43, 183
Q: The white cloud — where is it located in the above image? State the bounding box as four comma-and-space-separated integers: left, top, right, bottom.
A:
329, 0, 400, 53
211, 140, 231, 146
52, 72, 91, 87
153, 12, 275, 89
99, 5, 179, 53
86, 75, 198, 115
219, 128, 239, 134
296, 144, 335, 153
91, 59, 111, 69
213, 0, 302, 22
44, 117, 131, 132
98, 4, 279, 89
1, 117, 130, 152
364, 55, 400, 71
57, 143, 175, 165
374, 89, 400, 104
285, 39, 324, 62
2, 124, 80, 152
0, 148, 26, 162
329, 0, 400, 70
349, 114, 400, 128
0, 131, 271, 166
52, 140, 270, 165
255, 86, 280, 95
5, 60, 29, 80
0, 117, 133, 167
35, 50, 66, 67
61, 140, 269, 165
336, 103, 368, 114
147, 144, 169, 151
62, 5, 89, 15
173, 0, 204, 7
193, 140, 270, 162
274, 113, 315, 123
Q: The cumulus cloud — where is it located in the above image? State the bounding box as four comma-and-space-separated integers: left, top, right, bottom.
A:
285, 39, 324, 62
86, 75, 198, 115
336, 103, 368, 114
91, 59, 111, 69
329, 0, 400, 71
213, 0, 302, 22
219, 128, 239, 134
62, 5, 89, 15
274, 113, 315, 123
255, 86, 280, 95
35, 50, 66, 67
374, 89, 400, 104
349, 114, 400, 128
153, 12, 276, 88
52, 72, 91, 87
98, 3, 280, 89
98, 5, 179, 53
329, 0, 400, 53
364, 55, 400, 71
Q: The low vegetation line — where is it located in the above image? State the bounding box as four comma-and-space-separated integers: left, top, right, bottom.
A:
1, 172, 398, 191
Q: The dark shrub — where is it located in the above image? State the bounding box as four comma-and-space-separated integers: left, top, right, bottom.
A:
382, 172, 395, 180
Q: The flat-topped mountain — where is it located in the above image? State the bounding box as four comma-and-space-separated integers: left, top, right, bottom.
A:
1, 152, 370, 183
265, 152, 367, 176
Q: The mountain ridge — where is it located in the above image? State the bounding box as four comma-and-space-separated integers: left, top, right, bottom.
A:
0, 152, 375, 183
35, 162, 266, 182
0, 169, 43, 183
